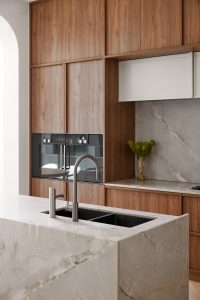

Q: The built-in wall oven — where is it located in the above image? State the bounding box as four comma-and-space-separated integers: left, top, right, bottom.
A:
32, 134, 103, 183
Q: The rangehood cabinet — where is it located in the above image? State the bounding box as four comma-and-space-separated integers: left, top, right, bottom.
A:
119, 52, 200, 101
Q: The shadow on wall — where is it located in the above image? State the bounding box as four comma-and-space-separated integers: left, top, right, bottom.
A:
0, 16, 19, 194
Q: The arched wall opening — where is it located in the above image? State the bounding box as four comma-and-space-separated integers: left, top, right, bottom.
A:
0, 16, 19, 194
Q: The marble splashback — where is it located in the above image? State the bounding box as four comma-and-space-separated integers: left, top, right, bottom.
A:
136, 99, 200, 183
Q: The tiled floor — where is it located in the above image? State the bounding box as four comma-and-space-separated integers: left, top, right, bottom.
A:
190, 281, 200, 300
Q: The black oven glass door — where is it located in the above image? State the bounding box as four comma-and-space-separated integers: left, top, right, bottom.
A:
41, 143, 67, 179
66, 135, 103, 182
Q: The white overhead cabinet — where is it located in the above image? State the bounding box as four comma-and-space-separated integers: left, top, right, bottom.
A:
119, 53, 193, 101
194, 52, 200, 99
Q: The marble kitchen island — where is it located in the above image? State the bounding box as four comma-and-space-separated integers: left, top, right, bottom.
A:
0, 194, 188, 300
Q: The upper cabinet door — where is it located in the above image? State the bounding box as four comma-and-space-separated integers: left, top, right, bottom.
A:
31, 0, 65, 65
106, 0, 141, 55
184, 0, 200, 45
66, 0, 104, 61
67, 60, 104, 134
119, 53, 193, 101
141, 0, 182, 50
32, 65, 66, 133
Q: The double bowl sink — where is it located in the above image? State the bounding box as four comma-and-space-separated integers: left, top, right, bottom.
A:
44, 207, 154, 228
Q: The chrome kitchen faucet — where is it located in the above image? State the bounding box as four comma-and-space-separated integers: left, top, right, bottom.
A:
72, 154, 100, 222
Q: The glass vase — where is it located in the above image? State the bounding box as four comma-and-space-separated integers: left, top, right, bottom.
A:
137, 156, 145, 181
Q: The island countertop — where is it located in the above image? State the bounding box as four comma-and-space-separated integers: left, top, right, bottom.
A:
0, 193, 188, 300
0, 193, 181, 242
105, 178, 200, 196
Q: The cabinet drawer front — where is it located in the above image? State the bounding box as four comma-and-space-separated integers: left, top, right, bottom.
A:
183, 196, 200, 233
190, 235, 200, 271
146, 192, 182, 216
106, 188, 182, 216
106, 188, 147, 210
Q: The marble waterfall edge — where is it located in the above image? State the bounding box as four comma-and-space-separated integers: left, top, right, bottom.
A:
0, 195, 189, 300
0, 216, 189, 300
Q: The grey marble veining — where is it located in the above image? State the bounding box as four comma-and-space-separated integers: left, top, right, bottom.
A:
136, 99, 200, 182
0, 194, 189, 300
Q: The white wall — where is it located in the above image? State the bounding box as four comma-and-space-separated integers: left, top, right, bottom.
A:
0, 0, 29, 194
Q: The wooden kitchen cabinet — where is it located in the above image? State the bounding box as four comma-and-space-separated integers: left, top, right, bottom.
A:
66, 0, 104, 60
189, 235, 200, 273
106, 0, 141, 55
31, 0, 104, 65
141, 0, 182, 50
31, 178, 67, 199
31, 65, 66, 133
106, 187, 182, 216
67, 182, 105, 205
184, 0, 200, 45
31, 0, 65, 65
67, 60, 104, 134
183, 195, 200, 233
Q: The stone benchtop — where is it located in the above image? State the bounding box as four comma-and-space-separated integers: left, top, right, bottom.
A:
105, 178, 200, 196
0, 193, 181, 242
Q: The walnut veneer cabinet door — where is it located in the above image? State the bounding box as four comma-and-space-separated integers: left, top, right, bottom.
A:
106, 188, 182, 216
141, 0, 182, 50
32, 178, 67, 199
183, 196, 200, 233
67, 182, 105, 205
106, 0, 141, 55
184, 0, 200, 44
32, 65, 66, 133
31, 0, 65, 65
106, 188, 148, 211
189, 235, 200, 273
67, 60, 104, 134
66, 0, 104, 60
146, 192, 182, 216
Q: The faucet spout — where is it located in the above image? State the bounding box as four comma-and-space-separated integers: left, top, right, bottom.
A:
72, 154, 100, 222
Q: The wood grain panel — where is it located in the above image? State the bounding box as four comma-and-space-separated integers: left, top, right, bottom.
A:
32, 178, 67, 198
105, 60, 135, 181
190, 235, 200, 271
32, 65, 66, 133
184, 0, 200, 45
67, 60, 104, 134
146, 192, 182, 216
66, 0, 104, 60
141, 0, 182, 50
106, 188, 147, 210
67, 182, 105, 205
31, 0, 65, 65
106, 187, 182, 215
106, 0, 141, 55
183, 196, 200, 232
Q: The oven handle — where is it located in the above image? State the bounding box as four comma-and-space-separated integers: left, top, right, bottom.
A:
63, 145, 66, 170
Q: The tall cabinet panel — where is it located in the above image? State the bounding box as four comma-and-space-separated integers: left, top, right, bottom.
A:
65, 0, 104, 60
67, 60, 104, 134
141, 0, 182, 50
184, 0, 200, 45
106, 0, 141, 55
31, 0, 65, 65
32, 65, 66, 133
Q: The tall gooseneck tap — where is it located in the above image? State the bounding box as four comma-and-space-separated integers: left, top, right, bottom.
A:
72, 154, 100, 222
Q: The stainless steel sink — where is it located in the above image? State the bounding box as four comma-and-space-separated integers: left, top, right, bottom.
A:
42, 207, 154, 227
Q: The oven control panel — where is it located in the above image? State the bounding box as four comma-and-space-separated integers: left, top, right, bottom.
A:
66, 135, 89, 145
